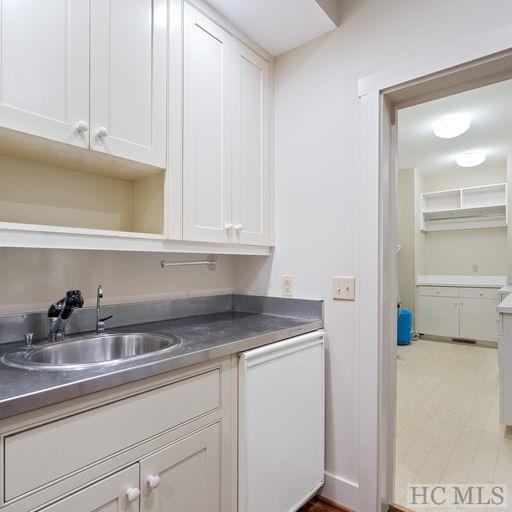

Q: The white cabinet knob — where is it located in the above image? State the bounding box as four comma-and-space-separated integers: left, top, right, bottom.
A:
234, 224, 243, 231
96, 126, 109, 138
77, 120, 89, 132
126, 488, 140, 502
225, 223, 234, 231
147, 475, 161, 489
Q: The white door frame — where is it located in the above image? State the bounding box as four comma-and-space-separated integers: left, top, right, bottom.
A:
356, 28, 512, 512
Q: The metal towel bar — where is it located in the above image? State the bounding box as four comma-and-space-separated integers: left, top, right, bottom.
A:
161, 254, 218, 271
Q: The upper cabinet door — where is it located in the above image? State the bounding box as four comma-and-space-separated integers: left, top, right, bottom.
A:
140, 424, 221, 512
0, 0, 89, 148
183, 4, 232, 243
90, 0, 167, 167
232, 43, 272, 246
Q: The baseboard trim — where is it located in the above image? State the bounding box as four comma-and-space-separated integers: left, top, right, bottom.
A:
322, 471, 359, 511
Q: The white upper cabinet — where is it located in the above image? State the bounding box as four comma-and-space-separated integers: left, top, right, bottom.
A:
0, 0, 273, 253
232, 41, 271, 246
182, 3, 272, 246
0, 0, 89, 148
183, 3, 232, 243
90, 0, 167, 167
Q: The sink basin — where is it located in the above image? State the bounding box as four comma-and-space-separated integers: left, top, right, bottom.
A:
1, 333, 182, 370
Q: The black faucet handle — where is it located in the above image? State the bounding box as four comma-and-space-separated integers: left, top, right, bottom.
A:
65, 290, 84, 309
48, 297, 66, 317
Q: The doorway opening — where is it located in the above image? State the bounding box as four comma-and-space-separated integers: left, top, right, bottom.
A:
394, 78, 512, 509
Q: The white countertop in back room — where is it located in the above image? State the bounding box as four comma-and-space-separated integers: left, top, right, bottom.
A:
498, 293, 512, 314
417, 275, 507, 288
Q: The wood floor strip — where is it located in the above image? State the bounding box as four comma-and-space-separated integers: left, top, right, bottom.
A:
302, 496, 410, 512
389, 503, 415, 512
300, 495, 354, 512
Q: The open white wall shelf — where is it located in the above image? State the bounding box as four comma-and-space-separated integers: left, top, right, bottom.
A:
421, 183, 507, 231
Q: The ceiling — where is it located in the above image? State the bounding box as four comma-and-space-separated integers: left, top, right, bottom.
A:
204, 0, 339, 56
398, 79, 512, 175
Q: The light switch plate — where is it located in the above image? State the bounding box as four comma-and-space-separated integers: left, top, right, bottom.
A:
281, 275, 294, 297
333, 276, 355, 300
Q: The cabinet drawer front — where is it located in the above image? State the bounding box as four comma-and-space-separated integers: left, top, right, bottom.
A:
460, 287, 499, 300
418, 286, 459, 298
4, 369, 220, 501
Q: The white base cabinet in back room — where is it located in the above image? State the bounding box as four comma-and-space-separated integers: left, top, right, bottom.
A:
238, 331, 325, 512
417, 286, 499, 342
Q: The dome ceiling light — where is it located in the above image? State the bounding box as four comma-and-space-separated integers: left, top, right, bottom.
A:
432, 113, 471, 139
456, 150, 486, 168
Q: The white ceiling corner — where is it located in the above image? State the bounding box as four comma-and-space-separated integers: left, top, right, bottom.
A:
204, 0, 339, 56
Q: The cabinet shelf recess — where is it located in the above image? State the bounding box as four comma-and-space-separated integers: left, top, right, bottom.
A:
421, 183, 507, 231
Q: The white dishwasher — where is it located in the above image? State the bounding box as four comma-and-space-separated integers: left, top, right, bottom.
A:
238, 330, 325, 512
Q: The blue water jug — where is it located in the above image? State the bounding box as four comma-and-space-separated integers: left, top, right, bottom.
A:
397, 308, 413, 345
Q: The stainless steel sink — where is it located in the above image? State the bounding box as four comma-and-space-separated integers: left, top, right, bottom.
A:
1, 333, 182, 371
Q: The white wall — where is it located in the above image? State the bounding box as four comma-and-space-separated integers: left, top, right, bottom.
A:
0, 249, 234, 314
397, 169, 415, 312
234, 1, 512, 509
423, 165, 508, 275
414, 169, 426, 281
424, 228, 508, 275
508, 156, 512, 282
423, 164, 506, 192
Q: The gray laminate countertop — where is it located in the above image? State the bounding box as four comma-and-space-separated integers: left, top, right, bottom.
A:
0, 311, 323, 420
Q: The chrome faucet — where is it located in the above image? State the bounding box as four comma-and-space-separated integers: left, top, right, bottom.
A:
96, 285, 113, 334
48, 290, 84, 342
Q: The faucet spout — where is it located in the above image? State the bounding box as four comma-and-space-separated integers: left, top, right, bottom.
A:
96, 285, 113, 334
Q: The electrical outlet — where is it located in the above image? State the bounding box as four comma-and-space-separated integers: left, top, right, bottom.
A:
473, 264, 479, 273
333, 276, 355, 300
281, 275, 294, 297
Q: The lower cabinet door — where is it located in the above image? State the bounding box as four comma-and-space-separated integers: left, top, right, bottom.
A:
39, 465, 140, 512
418, 296, 460, 338
459, 297, 499, 342
140, 423, 221, 512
